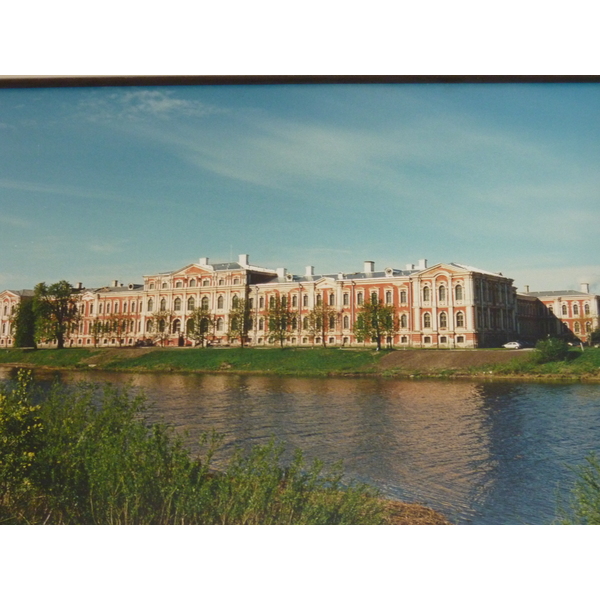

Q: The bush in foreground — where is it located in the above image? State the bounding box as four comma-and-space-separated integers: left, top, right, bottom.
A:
0, 371, 384, 525
561, 453, 600, 525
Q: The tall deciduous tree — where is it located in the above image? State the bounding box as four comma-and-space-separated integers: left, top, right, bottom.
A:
353, 300, 397, 351
306, 304, 336, 348
149, 310, 175, 347
228, 298, 249, 348
33, 281, 82, 349
11, 298, 37, 348
187, 307, 214, 347
267, 296, 291, 348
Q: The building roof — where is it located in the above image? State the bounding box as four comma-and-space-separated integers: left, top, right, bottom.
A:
449, 263, 507, 277
7, 289, 35, 297
522, 290, 594, 298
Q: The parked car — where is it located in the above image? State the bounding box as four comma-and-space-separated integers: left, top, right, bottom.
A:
503, 341, 523, 349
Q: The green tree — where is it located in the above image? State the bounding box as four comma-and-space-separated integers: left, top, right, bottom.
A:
353, 300, 397, 351
33, 281, 82, 349
89, 318, 108, 348
187, 307, 214, 347
590, 328, 600, 346
267, 296, 291, 348
306, 303, 336, 348
535, 337, 570, 363
11, 297, 37, 348
228, 298, 250, 348
562, 453, 600, 524
106, 312, 130, 347
150, 310, 175, 347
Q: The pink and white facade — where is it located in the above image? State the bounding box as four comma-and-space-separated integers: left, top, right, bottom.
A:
1, 254, 597, 348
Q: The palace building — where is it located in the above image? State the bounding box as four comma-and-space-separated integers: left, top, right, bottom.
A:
1, 254, 598, 349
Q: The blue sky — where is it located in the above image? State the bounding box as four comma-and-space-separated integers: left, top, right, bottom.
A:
1, 82, 599, 293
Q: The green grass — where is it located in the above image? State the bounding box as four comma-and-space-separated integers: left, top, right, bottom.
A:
470, 348, 600, 378
0, 348, 99, 367
0, 371, 386, 525
105, 347, 381, 375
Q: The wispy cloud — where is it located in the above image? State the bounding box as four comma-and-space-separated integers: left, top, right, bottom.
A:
0, 214, 30, 228
88, 241, 125, 255
76, 89, 227, 123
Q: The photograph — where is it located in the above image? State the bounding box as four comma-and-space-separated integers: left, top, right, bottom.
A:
1, 78, 599, 530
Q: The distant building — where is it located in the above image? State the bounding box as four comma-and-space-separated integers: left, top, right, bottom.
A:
1, 255, 597, 348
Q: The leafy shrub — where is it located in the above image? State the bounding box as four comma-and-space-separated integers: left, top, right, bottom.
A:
561, 453, 600, 524
0, 370, 384, 525
535, 337, 570, 363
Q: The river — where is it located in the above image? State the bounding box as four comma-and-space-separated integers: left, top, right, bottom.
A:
2, 367, 599, 524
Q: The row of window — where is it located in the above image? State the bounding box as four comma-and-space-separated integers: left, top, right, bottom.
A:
421, 284, 463, 302
561, 303, 591, 316
148, 277, 242, 290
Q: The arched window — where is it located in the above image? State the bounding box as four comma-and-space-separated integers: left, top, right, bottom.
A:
216, 318, 223, 332
201, 297, 209, 310
233, 278, 239, 285
172, 319, 181, 333
400, 290, 407, 303
292, 295, 298, 308
232, 295, 239, 309
316, 294, 322, 306
147, 299, 153, 312
456, 312, 465, 327
584, 304, 590, 315
343, 293, 349, 306
158, 319, 166, 332
586, 322, 592, 333
574, 322, 581, 333
440, 312, 447, 328
303, 317, 309, 329
423, 286, 430, 302
149, 283, 155, 290
573, 304, 579, 315
439, 286, 446, 302
259, 318, 264, 331
202, 279, 209, 287
281, 296, 287, 308
186, 318, 194, 333
329, 315, 336, 330
175, 281, 182, 288
371, 292, 378, 303
162, 282, 167, 289
247, 317, 253, 330
291, 317, 297, 330
357, 292, 363, 306
259, 297, 264, 309
386, 291, 392, 304
303, 295, 308, 307
455, 285, 463, 301
160, 298, 166, 311
230, 317, 238, 331
189, 279, 196, 287
248, 298, 254, 309
187, 297, 195, 310
174, 298, 182, 311
217, 296, 224, 309
329, 293, 335, 305
343, 315, 349, 328
423, 313, 431, 328
218, 279, 224, 286
269, 296, 275, 309
146, 320, 153, 333
562, 304, 568, 316
123, 302, 128, 313
400, 314, 407, 328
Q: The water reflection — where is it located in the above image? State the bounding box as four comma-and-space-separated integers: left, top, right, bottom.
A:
1, 366, 599, 524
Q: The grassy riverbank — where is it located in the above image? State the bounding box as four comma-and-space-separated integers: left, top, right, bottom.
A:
1, 346, 599, 380
0, 372, 448, 525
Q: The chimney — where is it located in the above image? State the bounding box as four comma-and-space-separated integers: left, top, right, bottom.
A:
364, 261, 375, 274
337, 272, 344, 280
406, 263, 415, 271
417, 259, 428, 270
581, 283, 590, 294
112, 280, 118, 287
305, 266, 314, 276
238, 254, 249, 267
199, 257, 209, 266
276, 267, 287, 279
525, 285, 530, 293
